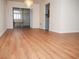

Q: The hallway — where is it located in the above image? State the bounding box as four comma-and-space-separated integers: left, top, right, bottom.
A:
0, 29, 79, 59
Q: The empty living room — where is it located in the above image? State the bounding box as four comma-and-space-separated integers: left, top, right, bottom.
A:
0, 0, 79, 59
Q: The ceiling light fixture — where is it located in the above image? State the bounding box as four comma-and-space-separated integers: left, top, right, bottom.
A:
24, 0, 33, 8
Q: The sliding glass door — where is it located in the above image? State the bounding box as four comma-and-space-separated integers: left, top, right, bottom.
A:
13, 8, 30, 28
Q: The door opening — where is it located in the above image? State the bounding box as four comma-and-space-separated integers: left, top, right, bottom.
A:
13, 7, 30, 29
45, 3, 50, 31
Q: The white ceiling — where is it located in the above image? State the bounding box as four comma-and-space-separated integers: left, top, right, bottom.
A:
8, 0, 42, 3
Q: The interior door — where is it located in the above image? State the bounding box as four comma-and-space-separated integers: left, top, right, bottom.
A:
45, 3, 50, 31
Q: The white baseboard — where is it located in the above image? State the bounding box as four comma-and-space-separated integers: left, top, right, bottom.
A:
0, 29, 7, 37
58, 31, 79, 33
50, 29, 79, 33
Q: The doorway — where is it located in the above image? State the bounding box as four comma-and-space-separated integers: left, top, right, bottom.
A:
13, 8, 30, 28
45, 3, 50, 31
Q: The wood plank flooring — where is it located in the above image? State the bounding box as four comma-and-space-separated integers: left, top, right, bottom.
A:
0, 28, 79, 59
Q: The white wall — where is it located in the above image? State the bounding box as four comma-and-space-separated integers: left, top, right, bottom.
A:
39, 0, 45, 29
60, 0, 79, 33
32, 4, 40, 28
40, 0, 61, 32
0, 0, 7, 37
7, 1, 40, 29
40, 0, 79, 33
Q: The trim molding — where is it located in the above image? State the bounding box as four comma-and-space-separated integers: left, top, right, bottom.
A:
0, 29, 7, 37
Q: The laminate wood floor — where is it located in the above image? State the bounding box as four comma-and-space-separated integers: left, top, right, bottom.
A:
0, 29, 79, 59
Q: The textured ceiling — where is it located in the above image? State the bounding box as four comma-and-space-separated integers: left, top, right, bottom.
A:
8, 0, 42, 3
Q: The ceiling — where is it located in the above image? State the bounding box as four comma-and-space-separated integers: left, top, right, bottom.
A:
8, 0, 42, 3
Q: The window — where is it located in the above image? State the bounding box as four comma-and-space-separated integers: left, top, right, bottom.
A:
13, 10, 22, 19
